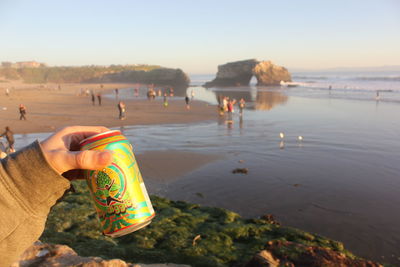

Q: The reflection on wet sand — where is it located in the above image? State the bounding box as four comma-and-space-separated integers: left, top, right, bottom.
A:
211, 87, 288, 112
255, 91, 288, 110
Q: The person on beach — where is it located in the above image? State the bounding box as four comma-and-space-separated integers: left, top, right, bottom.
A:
134, 87, 139, 97
185, 95, 190, 110
217, 95, 225, 116
117, 101, 126, 120
191, 89, 195, 100
0, 126, 114, 266
147, 87, 156, 100
223, 97, 228, 112
91, 90, 95, 106
227, 98, 236, 121
0, 126, 15, 153
97, 92, 102, 106
239, 98, 246, 116
163, 93, 169, 107
19, 104, 27, 120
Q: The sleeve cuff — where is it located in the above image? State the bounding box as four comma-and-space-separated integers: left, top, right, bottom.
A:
0, 140, 71, 216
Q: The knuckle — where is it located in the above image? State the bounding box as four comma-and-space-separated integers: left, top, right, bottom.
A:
76, 150, 89, 168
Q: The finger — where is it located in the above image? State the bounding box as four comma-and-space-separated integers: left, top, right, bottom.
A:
58, 126, 111, 138
64, 150, 113, 172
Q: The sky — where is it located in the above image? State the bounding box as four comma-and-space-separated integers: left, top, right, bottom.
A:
0, 0, 399, 74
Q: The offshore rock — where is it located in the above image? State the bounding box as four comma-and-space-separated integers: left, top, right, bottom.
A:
11, 241, 191, 267
204, 59, 291, 87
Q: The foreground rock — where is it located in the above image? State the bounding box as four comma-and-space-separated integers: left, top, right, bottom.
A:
12, 241, 190, 267
204, 59, 291, 87
39, 181, 384, 267
243, 241, 383, 267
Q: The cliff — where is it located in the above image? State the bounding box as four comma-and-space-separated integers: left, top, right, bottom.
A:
95, 68, 190, 88
204, 59, 291, 87
0, 65, 190, 88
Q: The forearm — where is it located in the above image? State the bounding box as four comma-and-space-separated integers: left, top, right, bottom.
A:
0, 141, 70, 266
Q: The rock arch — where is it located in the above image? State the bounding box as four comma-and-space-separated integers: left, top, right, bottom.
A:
204, 59, 291, 87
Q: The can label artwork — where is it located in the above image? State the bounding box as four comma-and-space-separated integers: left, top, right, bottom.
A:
80, 130, 155, 237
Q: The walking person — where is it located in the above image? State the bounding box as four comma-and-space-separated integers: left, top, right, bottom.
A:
97, 92, 102, 106
185, 95, 190, 110
19, 104, 27, 120
0, 126, 15, 153
217, 94, 225, 116
191, 89, 195, 100
239, 98, 246, 116
117, 101, 126, 120
223, 97, 228, 112
91, 90, 95, 106
115, 88, 119, 99
227, 98, 236, 121
376, 90, 380, 100
163, 93, 169, 107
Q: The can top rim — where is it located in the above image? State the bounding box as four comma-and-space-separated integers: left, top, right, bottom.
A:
79, 130, 121, 145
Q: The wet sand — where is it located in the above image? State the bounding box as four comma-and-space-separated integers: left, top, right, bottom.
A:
0, 82, 216, 134
136, 151, 223, 183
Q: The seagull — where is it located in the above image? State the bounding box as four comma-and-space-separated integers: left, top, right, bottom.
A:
279, 132, 285, 139
298, 136, 303, 141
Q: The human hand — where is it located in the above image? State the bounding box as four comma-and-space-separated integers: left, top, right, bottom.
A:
40, 126, 113, 180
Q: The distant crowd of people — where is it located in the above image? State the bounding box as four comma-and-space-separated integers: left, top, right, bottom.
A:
0, 84, 196, 157
218, 95, 246, 119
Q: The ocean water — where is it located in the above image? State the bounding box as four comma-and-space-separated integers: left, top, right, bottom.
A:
13, 71, 400, 264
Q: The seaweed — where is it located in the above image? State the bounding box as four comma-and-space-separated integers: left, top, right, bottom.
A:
41, 180, 377, 266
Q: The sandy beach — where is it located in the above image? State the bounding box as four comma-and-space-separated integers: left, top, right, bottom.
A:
0, 82, 216, 134
0, 82, 223, 183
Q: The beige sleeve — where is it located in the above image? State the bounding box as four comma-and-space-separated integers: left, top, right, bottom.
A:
0, 141, 70, 267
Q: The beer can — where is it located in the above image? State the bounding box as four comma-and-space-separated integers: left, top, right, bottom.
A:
79, 130, 155, 237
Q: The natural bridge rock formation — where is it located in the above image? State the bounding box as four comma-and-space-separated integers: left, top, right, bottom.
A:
204, 59, 291, 87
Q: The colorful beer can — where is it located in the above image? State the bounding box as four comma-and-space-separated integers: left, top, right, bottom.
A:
79, 130, 155, 237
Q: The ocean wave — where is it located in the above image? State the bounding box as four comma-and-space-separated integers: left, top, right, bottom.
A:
355, 76, 400, 81
292, 76, 328, 80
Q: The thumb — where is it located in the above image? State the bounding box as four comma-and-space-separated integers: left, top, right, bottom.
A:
66, 150, 113, 171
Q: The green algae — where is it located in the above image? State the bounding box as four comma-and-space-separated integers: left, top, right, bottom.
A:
40, 180, 372, 266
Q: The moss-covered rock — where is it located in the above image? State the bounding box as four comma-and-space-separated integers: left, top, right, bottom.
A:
41, 181, 383, 267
